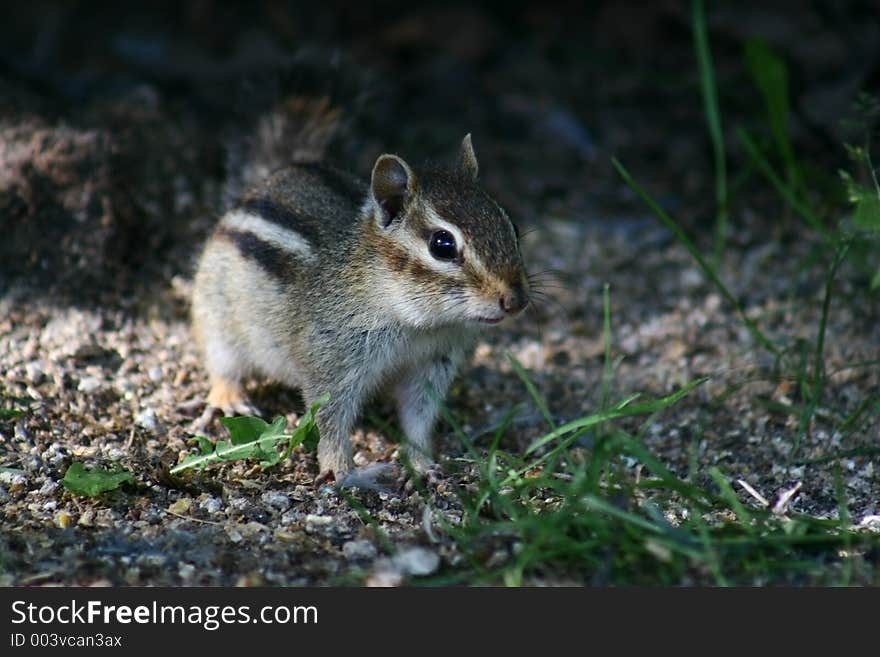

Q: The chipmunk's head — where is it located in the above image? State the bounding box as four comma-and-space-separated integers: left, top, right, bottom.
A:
365, 134, 529, 329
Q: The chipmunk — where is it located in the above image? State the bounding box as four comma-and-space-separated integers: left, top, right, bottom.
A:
191, 132, 529, 482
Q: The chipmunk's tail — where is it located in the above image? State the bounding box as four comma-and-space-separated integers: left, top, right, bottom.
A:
223, 48, 371, 203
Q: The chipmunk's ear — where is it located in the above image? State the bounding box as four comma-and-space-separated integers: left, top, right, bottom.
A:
371, 154, 417, 227
459, 133, 479, 180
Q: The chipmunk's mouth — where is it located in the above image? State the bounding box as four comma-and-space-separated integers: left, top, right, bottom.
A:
477, 315, 505, 325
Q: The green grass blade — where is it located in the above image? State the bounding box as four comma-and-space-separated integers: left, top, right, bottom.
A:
582, 495, 704, 560
796, 239, 851, 451
612, 157, 781, 357
744, 38, 803, 195
692, 0, 728, 260
507, 353, 556, 430
524, 380, 704, 456
738, 128, 829, 240
709, 467, 754, 532
833, 466, 852, 586
600, 283, 615, 412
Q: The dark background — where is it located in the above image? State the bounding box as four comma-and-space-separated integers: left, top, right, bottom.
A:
3, 0, 879, 302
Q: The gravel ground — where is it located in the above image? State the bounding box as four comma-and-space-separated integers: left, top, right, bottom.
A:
1, 1, 878, 585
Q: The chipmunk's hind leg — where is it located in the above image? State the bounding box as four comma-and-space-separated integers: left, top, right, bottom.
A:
207, 378, 259, 416
191, 329, 262, 430
192, 377, 262, 432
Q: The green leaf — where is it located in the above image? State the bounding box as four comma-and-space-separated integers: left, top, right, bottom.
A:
745, 38, 803, 193
288, 395, 328, 457
853, 190, 880, 231
62, 462, 134, 497
0, 408, 24, 420
195, 436, 214, 455
220, 416, 273, 444
171, 396, 328, 475
840, 168, 880, 231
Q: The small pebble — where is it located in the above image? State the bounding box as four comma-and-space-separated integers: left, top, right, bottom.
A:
366, 566, 404, 588
199, 496, 223, 514
343, 540, 377, 562
139, 554, 167, 568
54, 510, 73, 528
77, 376, 102, 393
24, 360, 46, 382
78, 509, 95, 527
136, 409, 159, 432
0, 471, 27, 487
39, 480, 58, 495
366, 547, 440, 586
393, 547, 440, 576
290, 485, 310, 501
167, 498, 192, 515
261, 491, 291, 512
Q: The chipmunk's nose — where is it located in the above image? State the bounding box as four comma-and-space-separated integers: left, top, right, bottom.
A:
499, 283, 529, 315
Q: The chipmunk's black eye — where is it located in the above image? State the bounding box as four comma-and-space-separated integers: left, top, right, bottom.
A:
429, 230, 458, 261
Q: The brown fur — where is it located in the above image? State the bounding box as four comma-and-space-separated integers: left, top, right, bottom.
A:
193, 135, 528, 480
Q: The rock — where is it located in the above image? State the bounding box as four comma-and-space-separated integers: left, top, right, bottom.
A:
290, 485, 310, 501
343, 540, 377, 562
39, 479, 58, 495
366, 547, 440, 586
167, 498, 192, 515
305, 514, 333, 532
365, 567, 404, 588
54, 510, 73, 528
77, 376, 102, 393
135, 409, 159, 432
228, 497, 250, 512
199, 496, 223, 515
261, 491, 291, 512
393, 547, 440, 576
225, 526, 244, 543
0, 470, 27, 487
